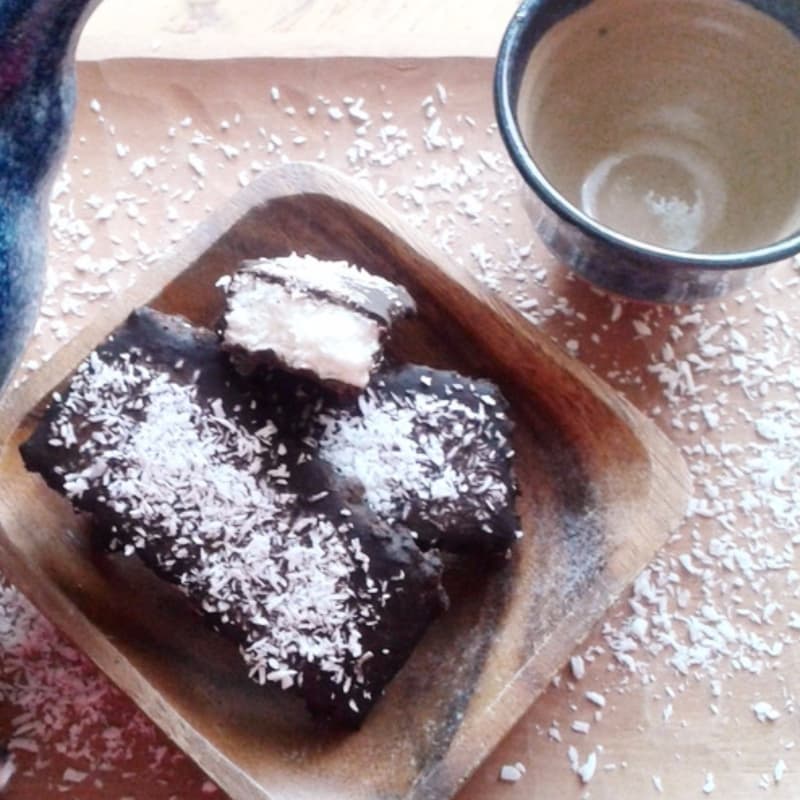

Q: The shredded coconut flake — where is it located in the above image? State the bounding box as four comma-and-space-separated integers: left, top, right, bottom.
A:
318, 380, 511, 536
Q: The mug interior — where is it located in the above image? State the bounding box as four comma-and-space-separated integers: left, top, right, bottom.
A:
507, 0, 800, 258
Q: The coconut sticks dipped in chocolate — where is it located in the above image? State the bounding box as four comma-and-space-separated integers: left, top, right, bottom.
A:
20, 308, 446, 727
311, 365, 521, 554
250, 364, 522, 554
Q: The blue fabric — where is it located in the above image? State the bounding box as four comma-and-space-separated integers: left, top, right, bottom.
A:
0, 0, 94, 395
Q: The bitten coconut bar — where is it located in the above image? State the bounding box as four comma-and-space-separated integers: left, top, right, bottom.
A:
20, 308, 446, 727
220, 253, 415, 391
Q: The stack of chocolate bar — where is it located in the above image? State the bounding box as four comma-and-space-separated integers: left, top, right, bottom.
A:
21, 253, 521, 726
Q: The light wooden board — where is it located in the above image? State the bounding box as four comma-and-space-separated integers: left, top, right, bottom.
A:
77, 0, 520, 60
0, 163, 690, 800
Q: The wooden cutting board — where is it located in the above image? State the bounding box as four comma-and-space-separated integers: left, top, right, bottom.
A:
0, 163, 690, 800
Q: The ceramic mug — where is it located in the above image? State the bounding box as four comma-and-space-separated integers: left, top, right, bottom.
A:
495, 0, 800, 303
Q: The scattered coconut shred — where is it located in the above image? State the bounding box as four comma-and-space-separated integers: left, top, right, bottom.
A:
0, 582, 194, 792
1, 68, 799, 797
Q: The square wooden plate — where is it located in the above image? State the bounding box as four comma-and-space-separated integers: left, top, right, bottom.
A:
0, 163, 690, 800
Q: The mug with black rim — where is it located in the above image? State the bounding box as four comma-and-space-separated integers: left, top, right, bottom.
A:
495, 0, 800, 304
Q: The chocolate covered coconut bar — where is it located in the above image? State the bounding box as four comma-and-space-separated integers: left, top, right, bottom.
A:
21, 308, 446, 726
220, 253, 415, 392
247, 364, 522, 554
309, 365, 522, 554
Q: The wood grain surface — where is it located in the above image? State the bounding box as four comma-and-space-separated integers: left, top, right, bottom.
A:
0, 163, 689, 800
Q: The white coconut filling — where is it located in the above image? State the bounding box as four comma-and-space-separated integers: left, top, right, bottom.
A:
224, 278, 381, 388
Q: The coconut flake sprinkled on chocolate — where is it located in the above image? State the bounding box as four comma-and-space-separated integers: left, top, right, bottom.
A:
57, 356, 374, 691
314, 365, 521, 553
